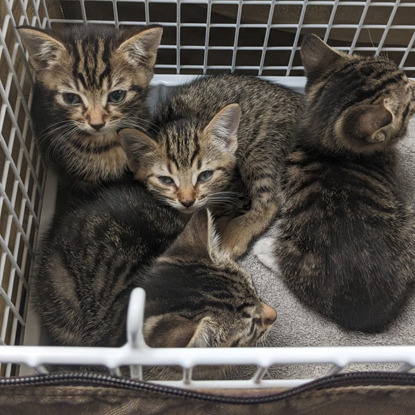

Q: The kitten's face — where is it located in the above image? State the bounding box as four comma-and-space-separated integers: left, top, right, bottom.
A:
120, 104, 241, 213
301, 34, 415, 152
19, 26, 162, 136
142, 210, 277, 348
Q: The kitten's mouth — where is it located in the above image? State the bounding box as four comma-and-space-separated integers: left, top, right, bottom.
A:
87, 126, 115, 136
177, 205, 199, 214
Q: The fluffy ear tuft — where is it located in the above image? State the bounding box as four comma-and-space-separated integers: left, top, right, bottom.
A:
18, 27, 67, 71
144, 315, 217, 348
118, 128, 157, 173
300, 34, 343, 82
161, 209, 222, 261
338, 103, 393, 150
118, 26, 163, 68
203, 103, 240, 154
186, 316, 218, 347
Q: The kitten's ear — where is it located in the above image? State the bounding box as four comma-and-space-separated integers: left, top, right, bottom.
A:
118, 26, 163, 68
203, 103, 240, 154
301, 34, 343, 81
119, 128, 157, 173
18, 27, 67, 71
186, 316, 218, 347
144, 315, 217, 347
162, 209, 222, 261
339, 103, 393, 148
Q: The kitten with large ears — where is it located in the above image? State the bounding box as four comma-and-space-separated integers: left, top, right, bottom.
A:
255, 34, 415, 332
35, 182, 276, 354
119, 74, 303, 258
18, 25, 162, 190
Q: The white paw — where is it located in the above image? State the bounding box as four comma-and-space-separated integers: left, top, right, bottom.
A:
253, 237, 279, 272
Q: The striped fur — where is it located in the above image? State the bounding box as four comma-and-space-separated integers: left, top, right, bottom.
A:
255, 34, 415, 332
35, 183, 276, 375
18, 25, 162, 189
119, 74, 303, 257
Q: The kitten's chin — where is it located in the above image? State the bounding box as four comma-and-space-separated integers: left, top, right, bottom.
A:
87, 127, 117, 137
175, 203, 206, 214
176, 206, 198, 214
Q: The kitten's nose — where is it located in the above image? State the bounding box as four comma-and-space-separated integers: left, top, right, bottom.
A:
90, 123, 105, 131
261, 302, 277, 326
181, 199, 195, 208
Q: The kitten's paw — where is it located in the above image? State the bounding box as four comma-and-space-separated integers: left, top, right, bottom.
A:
221, 233, 250, 259
253, 237, 279, 272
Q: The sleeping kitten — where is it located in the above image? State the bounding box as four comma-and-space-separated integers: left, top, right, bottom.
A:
18, 25, 162, 189
255, 34, 415, 333
119, 74, 303, 258
35, 182, 276, 353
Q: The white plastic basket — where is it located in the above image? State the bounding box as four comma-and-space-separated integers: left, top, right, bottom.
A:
1, 0, 415, 389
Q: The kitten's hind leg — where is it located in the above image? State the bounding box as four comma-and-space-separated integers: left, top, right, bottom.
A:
253, 237, 280, 272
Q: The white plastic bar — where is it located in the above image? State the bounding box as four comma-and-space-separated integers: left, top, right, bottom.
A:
349, 0, 371, 55
323, 0, 339, 43
375, 0, 400, 57
202, 0, 212, 74
113, 0, 120, 28
258, 0, 276, 76
325, 364, 343, 376
5, 278, 25, 376
129, 365, 143, 380
0, 187, 36, 257
400, 30, 415, 70
39, 0, 52, 29
252, 366, 268, 384
176, 0, 181, 74
286, 0, 308, 76
183, 368, 193, 385
0, 81, 41, 198
231, 0, 243, 72
80, 0, 88, 23
45, 19, 415, 31
126, 288, 147, 349
1, 13, 35, 123
144, 0, 150, 25
0, 284, 25, 329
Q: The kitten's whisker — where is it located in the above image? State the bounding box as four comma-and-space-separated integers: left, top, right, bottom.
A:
119, 119, 159, 135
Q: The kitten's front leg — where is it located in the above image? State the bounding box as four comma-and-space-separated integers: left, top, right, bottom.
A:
220, 203, 278, 258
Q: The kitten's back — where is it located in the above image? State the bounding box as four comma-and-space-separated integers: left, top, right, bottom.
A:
257, 35, 415, 332
35, 183, 185, 347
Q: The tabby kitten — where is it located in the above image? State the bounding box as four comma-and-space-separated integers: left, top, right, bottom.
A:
255, 34, 415, 333
18, 25, 162, 189
35, 182, 276, 352
119, 74, 303, 258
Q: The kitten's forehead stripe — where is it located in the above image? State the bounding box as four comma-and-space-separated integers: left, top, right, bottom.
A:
70, 37, 113, 91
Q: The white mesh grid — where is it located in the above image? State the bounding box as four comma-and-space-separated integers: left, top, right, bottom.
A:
0, 0, 50, 376
0, 0, 414, 388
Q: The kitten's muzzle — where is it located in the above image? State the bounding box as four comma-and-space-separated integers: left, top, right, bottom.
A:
181, 199, 195, 208
90, 123, 105, 131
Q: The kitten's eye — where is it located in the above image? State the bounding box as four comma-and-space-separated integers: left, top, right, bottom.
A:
62, 93, 81, 105
108, 90, 127, 104
158, 176, 175, 186
197, 170, 213, 183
